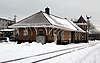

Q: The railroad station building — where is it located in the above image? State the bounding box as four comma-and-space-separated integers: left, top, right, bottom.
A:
9, 7, 86, 44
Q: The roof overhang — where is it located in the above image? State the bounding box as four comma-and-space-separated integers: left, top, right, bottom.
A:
76, 23, 87, 25
9, 24, 85, 33
9, 24, 77, 31
0, 29, 15, 32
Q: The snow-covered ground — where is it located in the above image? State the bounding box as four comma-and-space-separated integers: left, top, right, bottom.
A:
0, 40, 100, 63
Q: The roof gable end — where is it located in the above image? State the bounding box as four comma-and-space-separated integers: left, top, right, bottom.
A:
77, 16, 86, 23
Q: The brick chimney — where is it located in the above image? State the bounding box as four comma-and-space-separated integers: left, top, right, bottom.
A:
45, 7, 50, 15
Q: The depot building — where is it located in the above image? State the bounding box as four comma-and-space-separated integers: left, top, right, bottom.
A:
9, 7, 86, 44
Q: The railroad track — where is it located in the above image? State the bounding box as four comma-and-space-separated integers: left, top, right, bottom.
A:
0, 42, 99, 63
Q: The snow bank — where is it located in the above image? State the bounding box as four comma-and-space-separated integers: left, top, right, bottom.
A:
0, 41, 100, 63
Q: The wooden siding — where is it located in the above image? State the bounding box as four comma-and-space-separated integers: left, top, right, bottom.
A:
63, 31, 70, 41
17, 28, 36, 41
16, 27, 84, 44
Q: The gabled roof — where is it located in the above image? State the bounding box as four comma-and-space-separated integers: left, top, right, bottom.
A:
77, 16, 87, 23
9, 11, 85, 32
17, 11, 51, 25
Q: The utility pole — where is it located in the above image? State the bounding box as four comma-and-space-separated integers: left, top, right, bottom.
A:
86, 15, 91, 42
13, 15, 17, 42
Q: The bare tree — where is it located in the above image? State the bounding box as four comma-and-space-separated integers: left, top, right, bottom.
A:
88, 21, 99, 34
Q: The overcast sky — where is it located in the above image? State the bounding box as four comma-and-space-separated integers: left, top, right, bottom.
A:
0, 0, 100, 28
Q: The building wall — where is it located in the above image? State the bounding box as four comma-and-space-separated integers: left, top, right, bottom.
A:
46, 28, 54, 43
16, 27, 72, 44
16, 27, 84, 44
63, 31, 71, 41
17, 28, 24, 40
56, 31, 71, 45
75, 24, 88, 42
17, 28, 36, 42
75, 32, 81, 40
28, 28, 36, 41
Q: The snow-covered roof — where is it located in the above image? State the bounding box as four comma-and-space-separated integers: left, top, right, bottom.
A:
0, 29, 15, 32
77, 16, 87, 23
0, 17, 12, 21
43, 13, 77, 31
65, 18, 85, 32
9, 11, 85, 32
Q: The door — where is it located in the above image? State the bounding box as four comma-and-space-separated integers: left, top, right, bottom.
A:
36, 36, 45, 44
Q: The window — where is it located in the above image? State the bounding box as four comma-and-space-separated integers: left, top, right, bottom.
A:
16, 29, 19, 35
38, 29, 43, 35
23, 29, 28, 36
